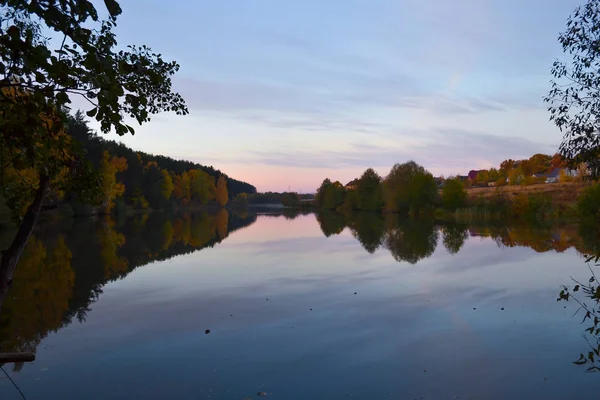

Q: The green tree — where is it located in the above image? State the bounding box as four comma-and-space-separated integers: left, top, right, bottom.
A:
577, 184, 600, 220
407, 171, 437, 214
441, 177, 467, 211
142, 162, 163, 209
281, 192, 300, 207
316, 179, 345, 209
357, 168, 383, 211
383, 161, 436, 214
316, 179, 332, 208
0, 0, 187, 309
216, 175, 228, 207
545, 0, 600, 177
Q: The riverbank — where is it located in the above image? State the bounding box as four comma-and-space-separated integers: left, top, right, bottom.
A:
465, 181, 591, 205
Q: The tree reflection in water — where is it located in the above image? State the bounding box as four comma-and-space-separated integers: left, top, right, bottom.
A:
1, 209, 599, 374
0, 210, 256, 369
558, 221, 600, 372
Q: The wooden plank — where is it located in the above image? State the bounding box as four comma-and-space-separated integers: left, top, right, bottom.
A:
0, 352, 35, 363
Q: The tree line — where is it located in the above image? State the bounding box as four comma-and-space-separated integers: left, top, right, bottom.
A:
315, 161, 443, 215
1, 110, 257, 218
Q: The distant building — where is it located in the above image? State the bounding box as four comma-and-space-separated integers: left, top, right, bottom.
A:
546, 168, 561, 183
531, 168, 566, 184
468, 170, 484, 181
345, 179, 359, 190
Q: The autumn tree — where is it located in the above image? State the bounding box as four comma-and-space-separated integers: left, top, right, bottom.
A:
173, 171, 191, 202
488, 168, 500, 183
160, 169, 174, 201
548, 153, 568, 172
508, 167, 524, 185
98, 151, 127, 214
475, 170, 490, 185
189, 169, 215, 204
216, 175, 229, 207
0, 0, 187, 306
500, 159, 517, 174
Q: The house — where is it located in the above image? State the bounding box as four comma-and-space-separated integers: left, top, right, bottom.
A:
345, 179, 359, 190
545, 168, 561, 183
531, 168, 562, 183
468, 170, 484, 181
456, 175, 469, 182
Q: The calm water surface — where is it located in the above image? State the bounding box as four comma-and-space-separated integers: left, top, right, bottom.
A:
1, 210, 600, 399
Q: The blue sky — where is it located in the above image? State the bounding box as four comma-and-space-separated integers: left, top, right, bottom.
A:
87, 0, 582, 192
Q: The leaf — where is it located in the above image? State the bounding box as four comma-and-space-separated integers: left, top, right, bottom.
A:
104, 0, 123, 18
86, 108, 97, 118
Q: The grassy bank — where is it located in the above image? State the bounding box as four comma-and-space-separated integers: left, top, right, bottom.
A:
465, 181, 591, 205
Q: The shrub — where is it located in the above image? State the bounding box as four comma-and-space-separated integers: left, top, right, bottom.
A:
441, 178, 467, 210
577, 184, 600, 219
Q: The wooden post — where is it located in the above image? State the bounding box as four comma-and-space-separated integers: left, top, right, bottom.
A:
0, 353, 36, 364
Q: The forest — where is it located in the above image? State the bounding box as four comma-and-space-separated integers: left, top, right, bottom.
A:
0, 111, 257, 219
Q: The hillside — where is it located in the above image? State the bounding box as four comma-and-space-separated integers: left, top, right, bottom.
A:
465, 182, 592, 207
68, 112, 256, 198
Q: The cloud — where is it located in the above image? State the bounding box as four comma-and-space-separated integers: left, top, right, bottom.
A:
173, 73, 536, 145
213, 127, 555, 175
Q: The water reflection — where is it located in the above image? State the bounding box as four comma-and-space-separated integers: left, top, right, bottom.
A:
441, 224, 469, 255
557, 220, 600, 372
1, 209, 599, 377
0, 210, 256, 369
315, 211, 595, 263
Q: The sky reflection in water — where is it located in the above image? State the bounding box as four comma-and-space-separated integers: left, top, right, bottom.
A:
1, 211, 599, 399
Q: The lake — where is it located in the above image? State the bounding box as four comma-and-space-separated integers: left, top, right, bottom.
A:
1, 210, 600, 399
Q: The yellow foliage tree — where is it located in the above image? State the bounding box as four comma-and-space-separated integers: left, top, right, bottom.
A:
160, 169, 174, 200
98, 150, 128, 214
216, 176, 229, 206
188, 169, 215, 204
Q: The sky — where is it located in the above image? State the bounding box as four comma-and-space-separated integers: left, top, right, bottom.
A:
81, 0, 583, 192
